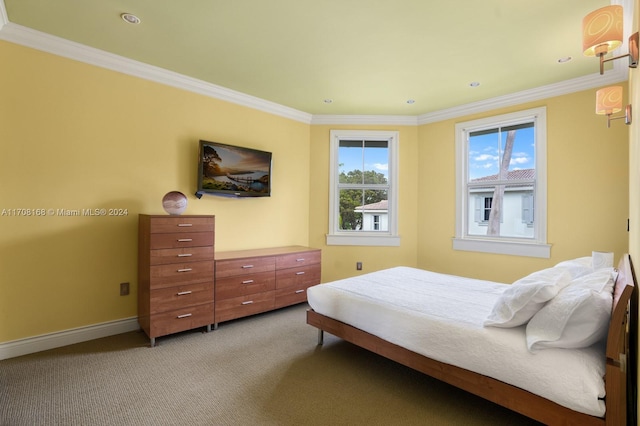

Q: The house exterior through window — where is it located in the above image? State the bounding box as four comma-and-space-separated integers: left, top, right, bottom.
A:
327, 130, 399, 246
469, 169, 533, 236
355, 200, 388, 231
454, 107, 550, 258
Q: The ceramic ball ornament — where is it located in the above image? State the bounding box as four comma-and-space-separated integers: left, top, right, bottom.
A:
162, 191, 187, 215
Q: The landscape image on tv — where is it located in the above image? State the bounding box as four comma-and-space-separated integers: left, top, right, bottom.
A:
198, 140, 271, 197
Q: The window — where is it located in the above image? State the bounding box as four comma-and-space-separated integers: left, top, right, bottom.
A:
373, 215, 380, 231
327, 130, 399, 246
454, 107, 550, 258
474, 195, 493, 223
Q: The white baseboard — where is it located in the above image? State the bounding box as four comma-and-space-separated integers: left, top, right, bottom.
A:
0, 317, 140, 360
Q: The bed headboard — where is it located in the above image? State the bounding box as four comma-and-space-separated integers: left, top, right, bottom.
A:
604, 254, 637, 425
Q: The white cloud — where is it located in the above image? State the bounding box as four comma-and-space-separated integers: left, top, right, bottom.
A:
511, 157, 529, 165
474, 154, 498, 161
372, 163, 388, 171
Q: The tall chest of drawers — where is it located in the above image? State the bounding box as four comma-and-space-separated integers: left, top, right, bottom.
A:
214, 246, 321, 327
138, 214, 215, 346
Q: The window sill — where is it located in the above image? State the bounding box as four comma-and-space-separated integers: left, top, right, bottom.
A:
326, 234, 400, 247
452, 238, 551, 258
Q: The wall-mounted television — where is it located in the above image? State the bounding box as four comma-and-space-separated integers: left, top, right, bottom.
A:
196, 140, 272, 198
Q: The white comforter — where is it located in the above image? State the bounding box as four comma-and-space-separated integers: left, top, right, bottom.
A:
306, 266, 606, 417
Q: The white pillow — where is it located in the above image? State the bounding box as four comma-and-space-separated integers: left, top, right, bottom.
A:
484, 268, 571, 328
574, 267, 616, 292
554, 256, 592, 268
592, 251, 614, 269
526, 268, 615, 351
553, 257, 593, 278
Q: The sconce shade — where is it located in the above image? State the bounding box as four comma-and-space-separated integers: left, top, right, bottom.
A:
596, 86, 623, 115
583, 5, 623, 56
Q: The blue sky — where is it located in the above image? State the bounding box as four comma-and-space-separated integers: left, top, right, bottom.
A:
468, 126, 535, 180
339, 143, 389, 180
336, 129, 534, 182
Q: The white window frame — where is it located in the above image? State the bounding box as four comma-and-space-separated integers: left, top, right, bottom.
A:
327, 130, 399, 246
453, 107, 550, 258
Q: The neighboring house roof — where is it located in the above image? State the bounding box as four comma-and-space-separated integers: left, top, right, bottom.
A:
355, 200, 388, 211
471, 168, 535, 182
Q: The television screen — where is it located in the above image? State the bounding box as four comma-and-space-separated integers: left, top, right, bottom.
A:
196, 140, 272, 198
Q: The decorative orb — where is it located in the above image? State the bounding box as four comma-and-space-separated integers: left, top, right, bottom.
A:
162, 191, 187, 215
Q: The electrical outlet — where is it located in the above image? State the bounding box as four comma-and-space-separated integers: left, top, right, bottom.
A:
356, 262, 362, 271
120, 282, 130, 296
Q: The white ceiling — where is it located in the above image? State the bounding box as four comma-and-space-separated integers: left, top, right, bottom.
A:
0, 0, 633, 122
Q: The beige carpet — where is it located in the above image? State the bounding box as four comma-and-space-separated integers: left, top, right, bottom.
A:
0, 304, 542, 425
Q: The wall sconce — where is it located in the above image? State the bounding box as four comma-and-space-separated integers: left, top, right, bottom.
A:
583, 5, 639, 74
595, 86, 632, 127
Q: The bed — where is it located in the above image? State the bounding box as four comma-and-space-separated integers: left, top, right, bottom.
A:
306, 254, 637, 426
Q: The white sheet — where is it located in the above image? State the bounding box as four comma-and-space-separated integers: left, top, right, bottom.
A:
307, 266, 606, 417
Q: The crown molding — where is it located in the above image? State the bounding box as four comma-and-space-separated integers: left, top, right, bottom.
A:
0, 11, 630, 127
0, 22, 313, 124
311, 66, 627, 126
311, 115, 418, 126
417, 68, 627, 125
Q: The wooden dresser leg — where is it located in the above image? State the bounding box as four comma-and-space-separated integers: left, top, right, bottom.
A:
317, 329, 324, 346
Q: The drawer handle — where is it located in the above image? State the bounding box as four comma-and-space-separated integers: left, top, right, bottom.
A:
242, 280, 254, 284
295, 289, 305, 294
242, 301, 254, 305
296, 271, 305, 275
296, 258, 305, 262
242, 265, 254, 269
177, 313, 192, 319
177, 291, 192, 296
177, 268, 193, 272
178, 223, 193, 227
177, 238, 193, 242
177, 253, 192, 257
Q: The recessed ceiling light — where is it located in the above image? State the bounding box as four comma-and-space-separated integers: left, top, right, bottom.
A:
323, 99, 333, 104
406, 99, 416, 104
469, 82, 480, 88
557, 56, 573, 64
121, 13, 141, 24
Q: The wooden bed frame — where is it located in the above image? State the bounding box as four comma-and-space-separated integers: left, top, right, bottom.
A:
307, 254, 637, 426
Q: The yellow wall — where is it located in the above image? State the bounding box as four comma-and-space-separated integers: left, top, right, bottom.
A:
310, 90, 629, 286
417, 90, 629, 283
1, 37, 633, 345
631, 2, 640, 276
630, 2, 640, 424
632, 68, 640, 426
308, 125, 419, 283
0, 41, 311, 342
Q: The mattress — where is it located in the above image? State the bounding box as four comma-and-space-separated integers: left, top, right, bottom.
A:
306, 266, 606, 417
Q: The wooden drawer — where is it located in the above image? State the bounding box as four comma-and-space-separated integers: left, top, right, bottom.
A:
276, 250, 321, 269
150, 282, 213, 314
150, 260, 214, 289
276, 264, 321, 289
150, 217, 214, 234
150, 232, 214, 249
274, 286, 308, 309
215, 271, 275, 300
150, 246, 214, 265
149, 303, 214, 338
214, 290, 275, 323
215, 256, 275, 278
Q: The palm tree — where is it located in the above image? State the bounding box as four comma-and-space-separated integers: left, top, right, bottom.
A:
487, 130, 515, 236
